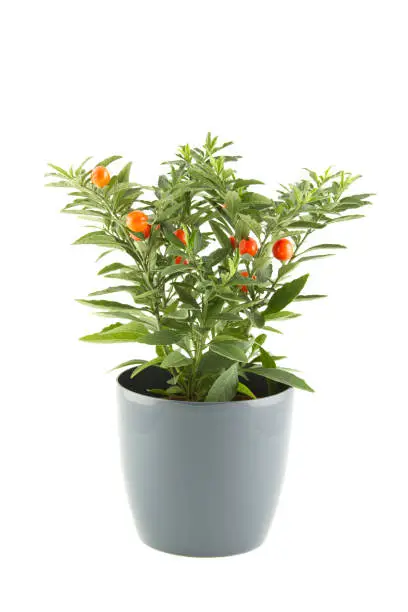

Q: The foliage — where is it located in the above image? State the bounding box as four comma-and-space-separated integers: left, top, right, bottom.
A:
46, 134, 373, 401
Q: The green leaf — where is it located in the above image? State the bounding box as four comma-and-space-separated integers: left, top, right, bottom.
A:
224, 191, 241, 216
73, 231, 118, 247
294, 254, 335, 264
237, 381, 256, 399
294, 294, 327, 301
76, 298, 136, 311
205, 363, 239, 402
246, 367, 314, 392
209, 342, 248, 362
209, 221, 231, 249
164, 306, 189, 319
301, 244, 346, 254
159, 264, 194, 278
117, 161, 132, 183
289, 220, 325, 229
95, 249, 115, 262
80, 321, 147, 343
234, 179, 264, 189
95, 155, 122, 167
265, 274, 309, 313
327, 214, 364, 223
264, 311, 301, 320
47, 163, 70, 177
160, 351, 192, 369
174, 284, 199, 309
263, 326, 283, 334
208, 312, 242, 322
130, 357, 162, 379
109, 358, 146, 371
259, 348, 276, 368
205, 247, 229, 267
88, 285, 141, 297
97, 262, 129, 275
139, 330, 184, 345
340, 193, 374, 202
198, 351, 234, 374
241, 192, 272, 206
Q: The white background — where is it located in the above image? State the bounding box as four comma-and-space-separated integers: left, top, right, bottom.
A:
1, 1, 407, 610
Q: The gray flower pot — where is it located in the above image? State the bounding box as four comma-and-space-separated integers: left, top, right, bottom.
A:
117, 366, 294, 557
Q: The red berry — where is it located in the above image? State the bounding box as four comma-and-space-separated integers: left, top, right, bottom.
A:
175, 256, 188, 265
272, 238, 294, 261
173, 228, 187, 245
239, 237, 258, 257
229, 236, 237, 249
239, 270, 256, 292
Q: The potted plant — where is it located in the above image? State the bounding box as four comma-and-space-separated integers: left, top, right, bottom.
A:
46, 134, 372, 557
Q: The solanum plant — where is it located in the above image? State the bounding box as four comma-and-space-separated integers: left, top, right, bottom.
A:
46, 134, 372, 401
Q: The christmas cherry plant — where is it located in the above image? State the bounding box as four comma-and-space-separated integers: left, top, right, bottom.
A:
46, 134, 372, 401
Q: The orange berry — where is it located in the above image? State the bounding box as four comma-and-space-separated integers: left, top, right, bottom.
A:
91, 166, 110, 188
272, 238, 294, 261
126, 210, 149, 233
173, 228, 187, 245
130, 223, 151, 241
239, 237, 258, 257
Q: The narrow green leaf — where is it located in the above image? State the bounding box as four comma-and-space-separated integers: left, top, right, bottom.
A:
294, 294, 327, 301
160, 351, 192, 369
209, 221, 231, 249
130, 357, 162, 378
139, 330, 184, 345
234, 179, 264, 189
327, 214, 365, 223
208, 312, 242, 322
117, 161, 132, 183
301, 244, 346, 254
265, 274, 309, 313
98, 262, 129, 275
174, 284, 199, 309
295, 254, 335, 264
259, 348, 276, 368
95, 249, 115, 262
76, 298, 136, 311
205, 363, 239, 402
73, 231, 118, 247
88, 285, 141, 297
95, 155, 122, 167
289, 220, 325, 229
246, 367, 314, 392
209, 342, 248, 362
80, 321, 147, 343
264, 311, 301, 320
109, 359, 146, 371
237, 381, 256, 399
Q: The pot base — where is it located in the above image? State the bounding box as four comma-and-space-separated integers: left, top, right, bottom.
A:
139, 535, 264, 558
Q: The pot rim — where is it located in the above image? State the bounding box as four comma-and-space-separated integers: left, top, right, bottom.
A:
117, 366, 294, 408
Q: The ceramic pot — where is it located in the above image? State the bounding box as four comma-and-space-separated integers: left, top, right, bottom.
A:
117, 366, 293, 557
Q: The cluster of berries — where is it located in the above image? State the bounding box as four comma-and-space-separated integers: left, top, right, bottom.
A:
91, 166, 294, 293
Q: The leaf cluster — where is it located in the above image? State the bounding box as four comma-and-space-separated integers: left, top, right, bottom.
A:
46, 135, 373, 401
